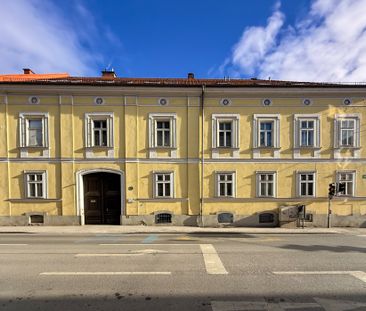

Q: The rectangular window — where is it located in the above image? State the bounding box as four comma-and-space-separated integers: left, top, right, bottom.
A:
253, 115, 280, 150
156, 120, 171, 147
212, 114, 240, 149
149, 114, 177, 149
85, 113, 114, 148
298, 172, 315, 197
19, 113, 49, 148
218, 121, 232, 147
216, 172, 235, 197
335, 115, 360, 148
257, 172, 275, 197
25, 171, 46, 199
154, 172, 173, 198
92, 120, 108, 146
259, 121, 273, 147
300, 120, 314, 146
340, 120, 355, 147
337, 172, 355, 196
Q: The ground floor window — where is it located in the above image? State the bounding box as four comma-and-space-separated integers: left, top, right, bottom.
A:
298, 172, 316, 197
216, 172, 235, 197
153, 172, 174, 198
24, 171, 46, 198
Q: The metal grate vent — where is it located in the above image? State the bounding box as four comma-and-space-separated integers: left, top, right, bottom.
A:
155, 213, 172, 224
218, 213, 233, 223
30, 214, 44, 224
259, 213, 274, 223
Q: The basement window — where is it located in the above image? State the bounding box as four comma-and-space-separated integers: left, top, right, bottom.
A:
218, 213, 233, 224
155, 213, 172, 224
29, 214, 44, 224
259, 213, 275, 223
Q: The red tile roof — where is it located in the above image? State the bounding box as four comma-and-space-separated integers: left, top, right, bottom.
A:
0, 73, 364, 88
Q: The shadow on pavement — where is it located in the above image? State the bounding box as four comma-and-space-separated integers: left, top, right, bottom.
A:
280, 244, 366, 253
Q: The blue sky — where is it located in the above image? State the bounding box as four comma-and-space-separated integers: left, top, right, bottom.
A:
1, 0, 366, 82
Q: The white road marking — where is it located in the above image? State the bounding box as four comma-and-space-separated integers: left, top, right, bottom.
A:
99, 243, 197, 246
0, 244, 28, 246
273, 271, 366, 283
40, 272, 171, 276
357, 234, 366, 237
200, 244, 228, 275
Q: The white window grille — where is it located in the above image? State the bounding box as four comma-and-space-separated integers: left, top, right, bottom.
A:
149, 113, 177, 149
85, 113, 114, 148
19, 113, 49, 148
294, 114, 321, 150
216, 172, 235, 197
212, 114, 239, 149
334, 115, 360, 148
297, 172, 316, 197
154, 172, 174, 198
24, 171, 47, 199
257, 172, 276, 197
336, 171, 355, 196
253, 115, 280, 149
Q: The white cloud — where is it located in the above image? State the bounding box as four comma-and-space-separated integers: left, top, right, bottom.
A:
223, 0, 366, 82
0, 0, 114, 75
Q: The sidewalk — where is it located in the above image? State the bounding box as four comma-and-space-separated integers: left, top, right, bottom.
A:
0, 225, 365, 234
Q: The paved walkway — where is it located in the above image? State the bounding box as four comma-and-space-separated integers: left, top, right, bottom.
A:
0, 225, 365, 234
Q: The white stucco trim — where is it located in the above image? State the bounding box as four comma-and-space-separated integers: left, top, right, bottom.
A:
76, 168, 125, 225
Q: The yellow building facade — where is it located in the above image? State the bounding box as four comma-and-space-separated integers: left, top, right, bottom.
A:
0, 71, 365, 227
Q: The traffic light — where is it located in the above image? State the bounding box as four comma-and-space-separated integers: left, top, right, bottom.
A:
338, 182, 346, 194
328, 183, 336, 198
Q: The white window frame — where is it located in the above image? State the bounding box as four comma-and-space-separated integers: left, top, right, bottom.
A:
297, 171, 316, 198
212, 114, 240, 149
294, 114, 320, 148
256, 171, 276, 197
334, 114, 360, 148
153, 171, 174, 198
85, 112, 114, 148
215, 171, 236, 198
253, 114, 280, 158
336, 171, 355, 197
149, 113, 177, 149
19, 112, 49, 148
24, 170, 47, 199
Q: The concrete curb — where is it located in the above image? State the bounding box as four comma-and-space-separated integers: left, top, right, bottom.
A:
0, 225, 365, 234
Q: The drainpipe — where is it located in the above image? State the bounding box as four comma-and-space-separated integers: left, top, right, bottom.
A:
199, 85, 205, 227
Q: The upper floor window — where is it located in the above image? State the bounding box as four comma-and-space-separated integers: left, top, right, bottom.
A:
85, 113, 114, 148
259, 121, 273, 147
297, 172, 316, 197
218, 121, 232, 147
19, 113, 49, 148
156, 120, 171, 147
335, 114, 360, 148
336, 171, 355, 196
294, 114, 320, 148
149, 113, 177, 149
153, 172, 174, 198
253, 115, 280, 149
216, 172, 235, 197
24, 171, 47, 199
257, 172, 276, 197
212, 114, 239, 149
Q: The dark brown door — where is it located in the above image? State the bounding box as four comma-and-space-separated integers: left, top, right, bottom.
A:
84, 173, 121, 225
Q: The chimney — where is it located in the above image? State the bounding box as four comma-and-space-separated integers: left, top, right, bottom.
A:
23, 68, 35, 75
187, 72, 195, 79
101, 68, 117, 78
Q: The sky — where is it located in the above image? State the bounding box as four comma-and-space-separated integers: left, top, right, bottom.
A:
1, 0, 366, 82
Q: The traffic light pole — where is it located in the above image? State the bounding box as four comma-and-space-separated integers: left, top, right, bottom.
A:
327, 197, 332, 228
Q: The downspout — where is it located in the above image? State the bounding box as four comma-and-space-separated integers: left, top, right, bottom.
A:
200, 85, 205, 227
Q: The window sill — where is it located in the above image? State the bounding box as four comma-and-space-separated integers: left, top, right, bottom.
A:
149, 147, 177, 150
335, 146, 361, 150
19, 146, 48, 149
7, 198, 61, 202
85, 146, 114, 149
253, 147, 280, 150
212, 147, 239, 150
294, 146, 321, 150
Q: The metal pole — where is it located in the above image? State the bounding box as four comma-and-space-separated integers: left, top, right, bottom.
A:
327, 197, 331, 228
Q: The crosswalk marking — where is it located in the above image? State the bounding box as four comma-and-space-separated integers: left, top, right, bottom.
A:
40, 272, 171, 276
273, 270, 366, 283
200, 244, 228, 275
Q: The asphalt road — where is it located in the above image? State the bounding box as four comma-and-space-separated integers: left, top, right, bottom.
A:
0, 231, 365, 310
